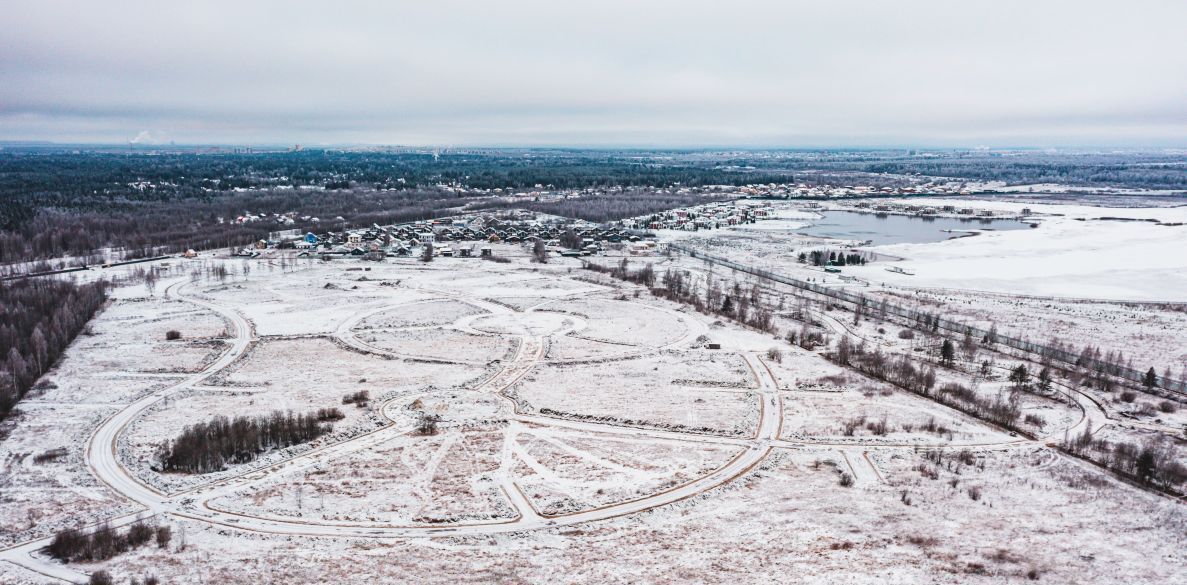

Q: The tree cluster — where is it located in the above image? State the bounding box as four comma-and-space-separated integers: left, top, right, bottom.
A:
48, 519, 169, 563
531, 238, 548, 263
1, 278, 108, 421
582, 262, 777, 336
582, 257, 655, 287
342, 390, 370, 407
155, 410, 333, 473
831, 336, 1027, 432
0, 187, 469, 267
1064, 426, 1187, 492
472, 189, 730, 223
801, 249, 868, 267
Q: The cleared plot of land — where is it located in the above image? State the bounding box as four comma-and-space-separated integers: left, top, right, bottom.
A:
208, 391, 515, 524
545, 334, 642, 362
92, 297, 230, 340
451, 274, 599, 300
122, 338, 490, 490
356, 299, 489, 329
62, 299, 228, 374
483, 296, 559, 312
513, 352, 758, 435
512, 425, 742, 515
195, 280, 288, 306
542, 297, 702, 362
549, 298, 690, 349
195, 273, 430, 336
469, 311, 582, 337
27, 372, 174, 408
83, 338, 225, 375
0, 404, 132, 546
210, 430, 515, 525
779, 386, 1009, 444
215, 337, 490, 394
356, 328, 515, 364
28, 296, 219, 405
64, 448, 1187, 585
760, 350, 852, 391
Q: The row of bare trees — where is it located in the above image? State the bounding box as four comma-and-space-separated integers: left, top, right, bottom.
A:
831, 335, 1028, 433
582, 258, 655, 287
584, 260, 777, 334
1064, 424, 1187, 492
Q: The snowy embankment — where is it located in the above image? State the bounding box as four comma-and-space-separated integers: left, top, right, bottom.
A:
845, 200, 1187, 301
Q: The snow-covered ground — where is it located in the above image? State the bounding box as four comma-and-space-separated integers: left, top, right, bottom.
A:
843, 199, 1187, 301
661, 199, 1187, 301
1, 235, 1185, 584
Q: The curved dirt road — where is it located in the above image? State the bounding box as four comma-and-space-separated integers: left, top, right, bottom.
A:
1, 276, 1044, 583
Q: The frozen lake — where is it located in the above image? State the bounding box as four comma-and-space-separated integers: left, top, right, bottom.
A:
795, 210, 1031, 245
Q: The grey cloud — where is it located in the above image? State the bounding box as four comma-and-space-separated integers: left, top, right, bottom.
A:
1, 0, 1185, 146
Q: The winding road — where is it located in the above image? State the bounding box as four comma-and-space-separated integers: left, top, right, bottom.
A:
0, 274, 1053, 583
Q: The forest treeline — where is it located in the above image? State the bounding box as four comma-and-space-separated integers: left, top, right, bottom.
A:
0, 150, 788, 265
0, 278, 108, 422
731, 150, 1187, 191
3, 149, 1184, 266
0, 188, 472, 266
0, 149, 784, 222
6, 150, 1181, 214
155, 410, 334, 473
470, 189, 730, 222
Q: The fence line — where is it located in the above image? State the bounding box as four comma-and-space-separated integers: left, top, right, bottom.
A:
666, 243, 1187, 395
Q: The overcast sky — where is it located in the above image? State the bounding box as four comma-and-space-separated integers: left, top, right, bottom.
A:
2, 0, 1185, 147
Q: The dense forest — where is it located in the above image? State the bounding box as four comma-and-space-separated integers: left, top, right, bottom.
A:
4, 149, 1182, 220
2, 147, 1184, 267
0, 278, 108, 422
0, 188, 474, 266
0, 148, 789, 224
717, 149, 1187, 190
0, 149, 782, 265
471, 188, 729, 222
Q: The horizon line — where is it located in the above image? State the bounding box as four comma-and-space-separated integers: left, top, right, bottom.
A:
3, 140, 1187, 152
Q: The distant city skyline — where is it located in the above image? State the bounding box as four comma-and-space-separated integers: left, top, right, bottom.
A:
3, 1, 1186, 147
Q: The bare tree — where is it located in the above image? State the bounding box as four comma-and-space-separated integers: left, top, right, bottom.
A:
416, 411, 441, 435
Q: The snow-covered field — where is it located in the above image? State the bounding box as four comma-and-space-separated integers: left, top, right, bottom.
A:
842, 200, 1187, 301
665, 199, 1187, 301
2, 226, 1185, 584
